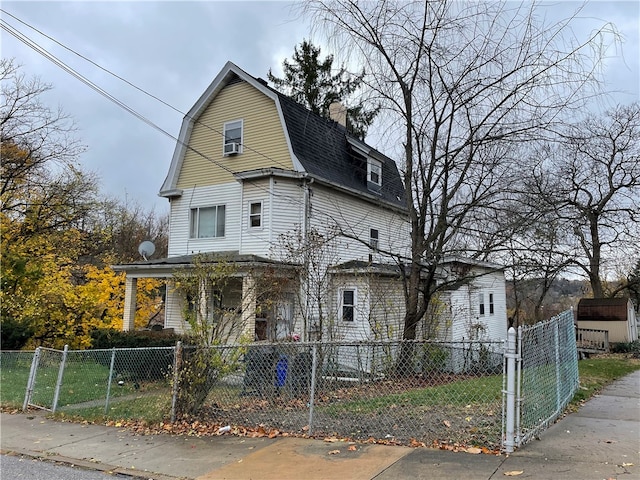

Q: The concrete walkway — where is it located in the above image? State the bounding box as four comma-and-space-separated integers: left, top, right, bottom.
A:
1, 371, 638, 480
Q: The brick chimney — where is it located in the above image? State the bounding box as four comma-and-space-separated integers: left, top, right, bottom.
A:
329, 101, 347, 127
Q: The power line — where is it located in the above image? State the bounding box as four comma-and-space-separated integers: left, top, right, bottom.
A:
0, 12, 396, 250
0, 16, 296, 203
0, 8, 295, 173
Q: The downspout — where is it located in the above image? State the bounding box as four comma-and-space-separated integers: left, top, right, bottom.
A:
269, 176, 274, 246
238, 181, 244, 254
302, 177, 313, 240
302, 178, 314, 340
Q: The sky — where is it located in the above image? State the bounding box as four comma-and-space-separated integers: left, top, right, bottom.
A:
1, 1, 639, 215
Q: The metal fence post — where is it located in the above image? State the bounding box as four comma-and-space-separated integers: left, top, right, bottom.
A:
308, 344, 318, 436
554, 322, 561, 414
23, 347, 41, 411
504, 327, 517, 453
105, 348, 116, 414
515, 325, 523, 447
171, 341, 182, 423
52, 345, 69, 413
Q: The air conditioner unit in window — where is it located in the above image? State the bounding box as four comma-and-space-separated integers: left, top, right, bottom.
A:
224, 142, 240, 155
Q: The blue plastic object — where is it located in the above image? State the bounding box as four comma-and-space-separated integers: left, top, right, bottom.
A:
275, 354, 288, 387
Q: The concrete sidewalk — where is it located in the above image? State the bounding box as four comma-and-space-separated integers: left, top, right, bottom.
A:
1, 371, 638, 480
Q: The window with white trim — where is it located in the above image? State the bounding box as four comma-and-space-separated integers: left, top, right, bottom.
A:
370, 228, 379, 250
489, 293, 494, 315
223, 120, 243, 155
478, 292, 485, 316
190, 205, 225, 238
249, 201, 262, 228
367, 159, 382, 186
341, 289, 356, 322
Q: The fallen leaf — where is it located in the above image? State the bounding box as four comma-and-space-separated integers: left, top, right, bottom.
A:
328, 449, 340, 455
466, 447, 482, 454
348, 445, 357, 451
443, 420, 451, 428
324, 437, 339, 443
504, 471, 523, 476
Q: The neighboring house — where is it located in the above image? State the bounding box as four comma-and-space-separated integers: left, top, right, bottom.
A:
576, 298, 638, 343
113, 61, 508, 348
430, 257, 508, 345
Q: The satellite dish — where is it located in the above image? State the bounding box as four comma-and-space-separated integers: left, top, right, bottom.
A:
138, 241, 156, 261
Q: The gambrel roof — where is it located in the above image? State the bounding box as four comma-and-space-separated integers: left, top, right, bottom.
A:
160, 61, 406, 210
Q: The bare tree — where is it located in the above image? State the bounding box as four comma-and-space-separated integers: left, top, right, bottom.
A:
1, 59, 86, 216
274, 225, 343, 340
532, 102, 640, 298
304, 1, 615, 346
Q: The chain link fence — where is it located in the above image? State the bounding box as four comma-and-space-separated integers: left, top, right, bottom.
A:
3, 340, 504, 448
512, 310, 579, 448
15, 347, 175, 419
197, 340, 504, 448
0, 350, 36, 407
2, 311, 586, 453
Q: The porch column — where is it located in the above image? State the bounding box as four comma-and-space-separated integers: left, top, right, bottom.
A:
241, 274, 257, 340
123, 276, 137, 331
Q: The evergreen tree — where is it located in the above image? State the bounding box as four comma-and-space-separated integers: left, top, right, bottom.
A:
267, 40, 378, 139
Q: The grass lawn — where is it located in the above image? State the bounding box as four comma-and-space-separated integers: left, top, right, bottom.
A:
0, 355, 167, 409
319, 374, 503, 416
569, 354, 640, 410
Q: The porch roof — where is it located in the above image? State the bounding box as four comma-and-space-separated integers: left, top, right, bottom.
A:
329, 260, 406, 277
111, 251, 299, 278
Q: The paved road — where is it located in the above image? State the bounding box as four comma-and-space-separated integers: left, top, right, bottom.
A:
1, 453, 131, 480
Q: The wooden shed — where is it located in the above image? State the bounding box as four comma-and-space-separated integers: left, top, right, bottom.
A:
576, 298, 638, 343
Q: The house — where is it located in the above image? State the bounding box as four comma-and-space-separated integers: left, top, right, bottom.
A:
576, 298, 638, 343
113, 61, 508, 349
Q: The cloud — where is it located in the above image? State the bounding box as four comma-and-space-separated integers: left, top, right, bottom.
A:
2, 1, 638, 214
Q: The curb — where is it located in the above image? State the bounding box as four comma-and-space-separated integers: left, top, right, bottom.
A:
1, 448, 187, 480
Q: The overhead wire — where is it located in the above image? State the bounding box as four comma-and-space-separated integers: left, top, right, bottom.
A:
0, 11, 403, 253
0, 8, 296, 173
0, 16, 301, 211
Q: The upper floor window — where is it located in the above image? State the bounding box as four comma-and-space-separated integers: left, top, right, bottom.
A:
489, 293, 494, 315
341, 289, 356, 322
370, 228, 379, 250
478, 292, 485, 316
223, 120, 243, 155
249, 201, 262, 228
367, 159, 382, 186
190, 205, 225, 238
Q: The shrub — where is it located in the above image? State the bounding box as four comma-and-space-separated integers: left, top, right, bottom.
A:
610, 340, 640, 357
90, 328, 181, 349
0, 317, 34, 350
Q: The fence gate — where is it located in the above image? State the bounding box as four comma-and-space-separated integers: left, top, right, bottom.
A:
23, 345, 69, 412
502, 310, 579, 452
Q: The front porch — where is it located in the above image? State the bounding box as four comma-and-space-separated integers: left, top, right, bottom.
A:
112, 252, 300, 342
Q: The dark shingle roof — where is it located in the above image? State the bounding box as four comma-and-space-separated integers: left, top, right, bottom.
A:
271, 89, 406, 209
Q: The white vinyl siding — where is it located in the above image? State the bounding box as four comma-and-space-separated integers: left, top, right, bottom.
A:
239, 178, 304, 257
308, 184, 410, 265
168, 183, 241, 256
